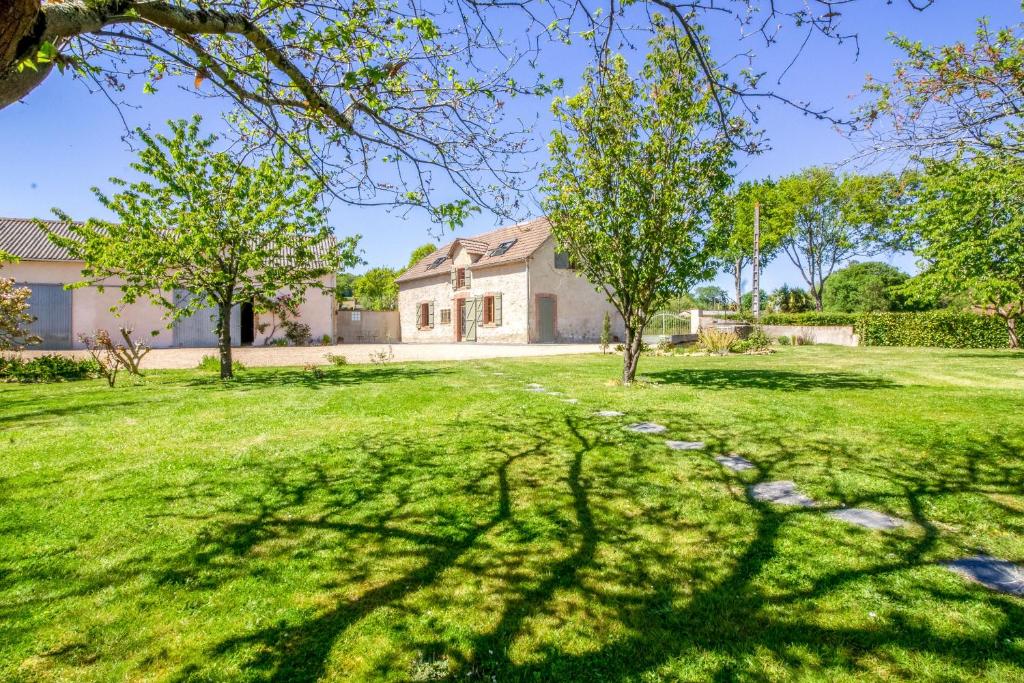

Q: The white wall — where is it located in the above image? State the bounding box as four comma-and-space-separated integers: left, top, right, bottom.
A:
527, 239, 625, 343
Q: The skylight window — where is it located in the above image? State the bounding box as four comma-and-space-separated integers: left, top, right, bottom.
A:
425, 256, 447, 270
489, 239, 517, 257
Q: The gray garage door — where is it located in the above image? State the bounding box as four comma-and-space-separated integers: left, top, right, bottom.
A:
24, 283, 73, 350
172, 290, 240, 348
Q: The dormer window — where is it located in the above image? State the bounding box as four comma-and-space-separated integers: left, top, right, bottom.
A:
489, 239, 517, 257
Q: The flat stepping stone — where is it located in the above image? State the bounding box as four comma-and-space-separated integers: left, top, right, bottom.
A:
715, 454, 754, 471
562, 398, 579, 404
545, 391, 564, 396
944, 556, 1024, 596
525, 384, 545, 392
626, 422, 667, 434
829, 508, 906, 531
749, 480, 816, 507
595, 410, 623, 417
666, 440, 706, 451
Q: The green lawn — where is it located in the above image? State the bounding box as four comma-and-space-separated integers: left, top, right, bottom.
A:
2, 347, 1023, 682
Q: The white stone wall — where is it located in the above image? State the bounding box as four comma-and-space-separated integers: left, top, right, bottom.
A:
397, 272, 456, 342
526, 238, 626, 343
468, 262, 529, 343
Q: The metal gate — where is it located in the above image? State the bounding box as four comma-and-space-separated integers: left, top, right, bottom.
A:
24, 283, 73, 349
172, 290, 240, 347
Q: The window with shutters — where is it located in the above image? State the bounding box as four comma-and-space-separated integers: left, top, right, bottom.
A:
440, 308, 451, 324
456, 267, 467, 289
419, 302, 430, 329
482, 296, 494, 325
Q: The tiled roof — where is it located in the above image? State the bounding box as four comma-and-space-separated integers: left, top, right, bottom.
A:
0, 217, 79, 261
396, 217, 551, 284
0, 217, 341, 267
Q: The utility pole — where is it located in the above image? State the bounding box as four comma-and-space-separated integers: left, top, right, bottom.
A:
752, 201, 761, 321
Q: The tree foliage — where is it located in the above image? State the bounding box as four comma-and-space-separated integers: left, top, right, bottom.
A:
822, 261, 911, 313
775, 168, 896, 311
897, 154, 1024, 348
541, 21, 735, 383
353, 267, 400, 311
50, 117, 359, 378
711, 179, 788, 308
407, 243, 438, 269
0, 251, 40, 351
862, 10, 1024, 159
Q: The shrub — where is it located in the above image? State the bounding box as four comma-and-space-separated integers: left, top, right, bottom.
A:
721, 311, 860, 326
198, 355, 247, 372
283, 321, 311, 346
303, 362, 325, 379
777, 335, 791, 346
321, 334, 332, 346
268, 338, 288, 347
733, 327, 772, 353
857, 311, 1008, 348
600, 311, 611, 354
0, 354, 100, 383
697, 328, 737, 355
324, 352, 348, 366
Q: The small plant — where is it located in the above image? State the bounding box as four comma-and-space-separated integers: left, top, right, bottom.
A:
197, 355, 246, 372
600, 311, 611, 354
321, 334, 332, 346
697, 327, 738, 355
324, 352, 348, 366
268, 338, 288, 347
283, 320, 311, 346
303, 362, 325, 379
369, 343, 395, 365
655, 338, 675, 355
733, 327, 772, 354
777, 335, 791, 346
79, 331, 123, 387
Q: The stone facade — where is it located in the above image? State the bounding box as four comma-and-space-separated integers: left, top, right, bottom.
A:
397, 233, 625, 344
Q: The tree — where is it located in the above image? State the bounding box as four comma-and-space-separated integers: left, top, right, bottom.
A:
711, 179, 788, 308
898, 154, 1024, 348
335, 273, 358, 300
0, 251, 40, 351
693, 286, 730, 311
408, 244, 438, 269
822, 261, 910, 313
767, 285, 813, 313
353, 268, 400, 311
50, 117, 359, 379
541, 22, 735, 384
775, 168, 895, 311
861, 11, 1024, 159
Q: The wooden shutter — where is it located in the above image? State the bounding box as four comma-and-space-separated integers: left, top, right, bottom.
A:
428, 302, 435, 328
450, 269, 457, 289
493, 293, 502, 326
474, 296, 483, 326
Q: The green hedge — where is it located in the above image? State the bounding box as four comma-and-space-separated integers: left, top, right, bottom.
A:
0, 354, 101, 383
856, 311, 1009, 349
722, 312, 860, 326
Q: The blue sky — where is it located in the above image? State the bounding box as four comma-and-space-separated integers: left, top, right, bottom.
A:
1, 2, 1019, 295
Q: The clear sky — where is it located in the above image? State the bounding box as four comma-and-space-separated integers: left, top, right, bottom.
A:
1, 2, 1019, 296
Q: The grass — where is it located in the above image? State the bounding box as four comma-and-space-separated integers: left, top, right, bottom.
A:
1, 346, 1023, 682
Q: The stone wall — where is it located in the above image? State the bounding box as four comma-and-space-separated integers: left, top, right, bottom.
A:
335, 309, 401, 343
760, 325, 859, 346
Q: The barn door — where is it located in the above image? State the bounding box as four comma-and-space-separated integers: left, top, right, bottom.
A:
172, 290, 240, 347
537, 296, 556, 343
24, 283, 72, 349
463, 297, 477, 342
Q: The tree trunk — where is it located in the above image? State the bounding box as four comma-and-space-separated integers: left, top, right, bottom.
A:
621, 324, 643, 385
811, 286, 824, 311
0, 0, 49, 109
217, 299, 234, 379
1007, 316, 1020, 349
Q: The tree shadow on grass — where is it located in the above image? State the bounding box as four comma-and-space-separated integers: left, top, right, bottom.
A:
182, 365, 449, 391
645, 368, 898, 391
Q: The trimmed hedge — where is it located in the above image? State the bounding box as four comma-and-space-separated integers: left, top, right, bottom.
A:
722, 312, 860, 326
856, 311, 1009, 349
0, 354, 101, 383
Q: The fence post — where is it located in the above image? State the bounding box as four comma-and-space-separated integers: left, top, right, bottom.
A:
689, 309, 702, 335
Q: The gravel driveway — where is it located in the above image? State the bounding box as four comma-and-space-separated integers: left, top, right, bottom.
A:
19, 343, 604, 369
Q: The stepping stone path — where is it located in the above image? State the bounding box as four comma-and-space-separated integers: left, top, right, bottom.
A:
714, 454, 755, 471
562, 398, 579, 404
749, 480, 816, 508
829, 508, 907, 531
525, 384, 545, 392
595, 410, 624, 417
626, 422, 667, 434
944, 556, 1024, 596
666, 440, 706, 451
545, 391, 564, 396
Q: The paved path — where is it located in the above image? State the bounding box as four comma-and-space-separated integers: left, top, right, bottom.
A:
19, 343, 604, 370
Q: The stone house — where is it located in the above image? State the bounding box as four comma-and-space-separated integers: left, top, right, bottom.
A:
395, 218, 625, 343
0, 217, 336, 349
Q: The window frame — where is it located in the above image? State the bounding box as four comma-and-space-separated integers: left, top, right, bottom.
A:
440, 308, 452, 325
482, 295, 495, 325
456, 267, 467, 289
